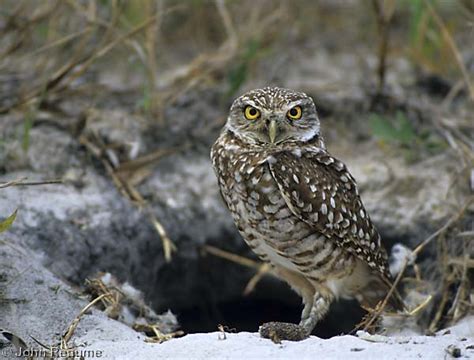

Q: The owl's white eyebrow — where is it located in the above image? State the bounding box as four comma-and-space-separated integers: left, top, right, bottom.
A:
242, 100, 259, 108
287, 100, 307, 107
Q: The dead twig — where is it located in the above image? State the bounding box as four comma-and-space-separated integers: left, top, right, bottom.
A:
203, 245, 271, 295
412, 197, 473, 257
371, 0, 396, 94
0, 178, 63, 189
217, 324, 236, 340
116, 147, 183, 174
362, 258, 408, 331
61, 293, 109, 350
137, 324, 184, 343
217, 324, 227, 340
429, 283, 450, 333
202, 245, 261, 269
149, 212, 177, 262
23, 27, 94, 60
408, 294, 433, 316
86, 273, 181, 342
359, 197, 472, 332
29, 335, 52, 350
243, 263, 271, 295
215, 0, 237, 52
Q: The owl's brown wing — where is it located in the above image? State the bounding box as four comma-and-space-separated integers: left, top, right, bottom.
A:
268, 148, 392, 282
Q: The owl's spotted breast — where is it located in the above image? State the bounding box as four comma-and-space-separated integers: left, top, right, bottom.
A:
211, 131, 355, 281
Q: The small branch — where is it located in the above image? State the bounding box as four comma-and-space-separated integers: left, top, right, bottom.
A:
243, 263, 271, 295
215, 0, 237, 51
0, 178, 63, 189
371, 0, 395, 94
203, 244, 261, 269
413, 197, 473, 257
61, 293, 109, 350
203, 245, 271, 295
408, 294, 433, 316
363, 258, 407, 331
149, 212, 176, 262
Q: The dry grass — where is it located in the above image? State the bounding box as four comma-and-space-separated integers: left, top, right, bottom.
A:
78, 127, 178, 261
203, 244, 272, 295
0, 177, 63, 188
21, 294, 110, 358
371, 0, 396, 94
354, 195, 473, 333
421, 0, 474, 102
84, 273, 182, 343
60, 293, 109, 352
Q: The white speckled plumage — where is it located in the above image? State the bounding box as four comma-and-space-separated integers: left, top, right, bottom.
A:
211, 87, 402, 336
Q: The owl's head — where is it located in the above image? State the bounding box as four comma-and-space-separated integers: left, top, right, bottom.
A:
226, 87, 321, 146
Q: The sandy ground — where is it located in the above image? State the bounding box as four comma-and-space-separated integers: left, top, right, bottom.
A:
78, 317, 473, 360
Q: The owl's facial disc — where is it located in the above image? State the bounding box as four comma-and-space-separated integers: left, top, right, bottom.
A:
227, 87, 321, 146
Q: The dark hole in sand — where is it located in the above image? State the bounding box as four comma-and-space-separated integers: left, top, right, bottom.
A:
166, 276, 366, 339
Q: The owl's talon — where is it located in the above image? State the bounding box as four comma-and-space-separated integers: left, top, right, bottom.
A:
259, 322, 309, 342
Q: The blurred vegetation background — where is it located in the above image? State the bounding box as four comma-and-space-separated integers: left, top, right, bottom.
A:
1, 0, 473, 120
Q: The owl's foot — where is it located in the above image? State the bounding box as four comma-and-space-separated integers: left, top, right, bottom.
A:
259, 322, 309, 342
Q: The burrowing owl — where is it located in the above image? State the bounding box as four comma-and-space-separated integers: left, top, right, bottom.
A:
211, 87, 402, 340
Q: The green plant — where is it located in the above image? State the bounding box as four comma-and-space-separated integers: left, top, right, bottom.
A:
227, 38, 260, 96
369, 111, 416, 145
138, 81, 153, 113
0, 209, 17, 234
402, 0, 467, 79
407, 0, 442, 66
369, 111, 446, 162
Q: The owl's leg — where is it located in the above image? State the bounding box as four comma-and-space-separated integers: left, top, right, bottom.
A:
300, 296, 313, 321
272, 265, 315, 322
299, 291, 334, 334
259, 266, 315, 342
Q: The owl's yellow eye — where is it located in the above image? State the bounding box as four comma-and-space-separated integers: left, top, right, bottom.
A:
244, 106, 260, 120
287, 106, 302, 120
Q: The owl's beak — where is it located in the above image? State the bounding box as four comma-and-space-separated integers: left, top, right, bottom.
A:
268, 119, 278, 144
